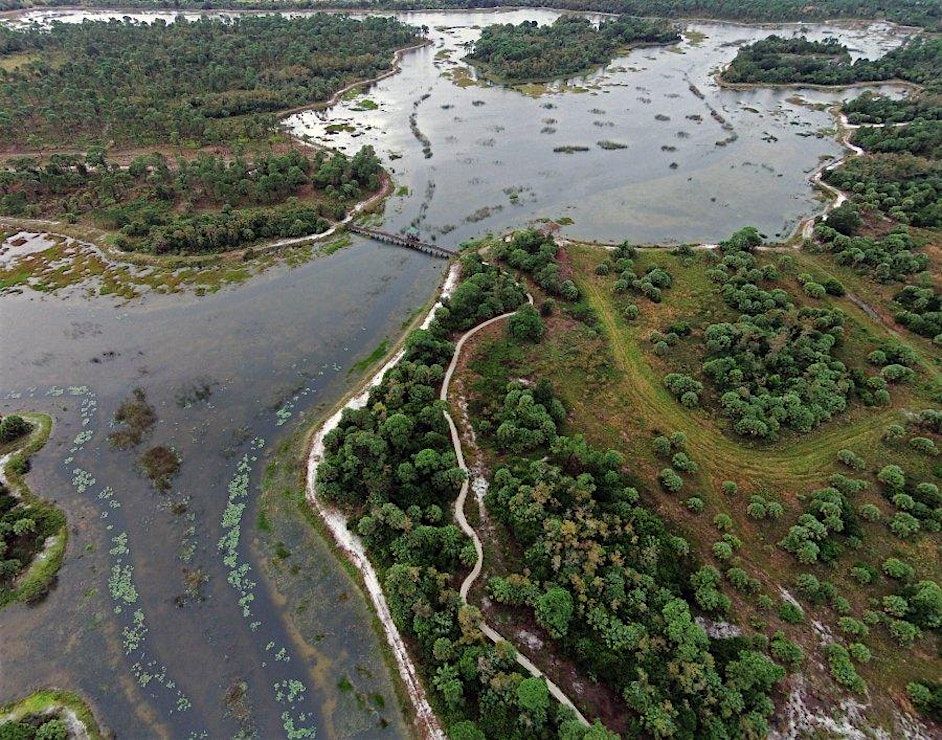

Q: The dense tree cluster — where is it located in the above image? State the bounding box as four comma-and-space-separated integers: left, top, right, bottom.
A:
723, 35, 942, 87
893, 285, 941, 341
0, 414, 30, 444
812, 220, 928, 283
699, 229, 863, 439
851, 119, 942, 160
493, 229, 580, 300
467, 14, 678, 83
0, 147, 383, 254
0, 714, 70, 740
0, 15, 419, 149
844, 92, 942, 125
27, 0, 940, 32
486, 405, 786, 736
316, 256, 618, 738
1, 419, 65, 608
779, 473, 866, 564
823, 153, 941, 228
875, 459, 942, 535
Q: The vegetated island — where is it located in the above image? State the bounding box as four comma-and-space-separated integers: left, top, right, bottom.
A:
0, 689, 103, 739
720, 34, 941, 87
0, 15, 422, 256
0, 412, 66, 610
466, 14, 679, 84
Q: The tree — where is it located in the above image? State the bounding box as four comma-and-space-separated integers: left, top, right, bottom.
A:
827, 202, 861, 235
535, 585, 574, 638
516, 677, 550, 729
508, 305, 545, 343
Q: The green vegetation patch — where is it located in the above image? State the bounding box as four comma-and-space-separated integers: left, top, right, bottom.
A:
467, 15, 678, 84
0, 689, 102, 740
0, 412, 67, 610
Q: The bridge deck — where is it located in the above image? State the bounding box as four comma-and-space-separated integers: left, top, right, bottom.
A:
348, 224, 456, 259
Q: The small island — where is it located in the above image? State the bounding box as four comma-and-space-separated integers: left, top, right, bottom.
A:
0, 412, 64, 610
721, 34, 941, 87
466, 15, 679, 85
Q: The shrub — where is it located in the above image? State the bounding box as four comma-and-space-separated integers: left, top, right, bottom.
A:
883, 423, 905, 442
882, 557, 915, 580
804, 281, 826, 299
889, 511, 920, 539
0, 414, 31, 443
672, 452, 698, 473
508, 305, 545, 343
877, 464, 906, 489
836, 449, 865, 470
770, 631, 804, 669
859, 503, 882, 522
838, 617, 869, 638
685, 496, 704, 513
778, 601, 804, 624
907, 682, 942, 722
746, 496, 767, 520
908, 436, 938, 456
713, 513, 733, 532
659, 467, 684, 493
825, 644, 866, 693
722, 481, 738, 497
847, 642, 871, 664
888, 618, 920, 646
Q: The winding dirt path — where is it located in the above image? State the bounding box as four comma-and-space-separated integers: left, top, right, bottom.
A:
438, 293, 591, 727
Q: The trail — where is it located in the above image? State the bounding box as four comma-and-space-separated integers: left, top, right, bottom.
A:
305, 269, 591, 731
438, 292, 591, 727
304, 263, 461, 740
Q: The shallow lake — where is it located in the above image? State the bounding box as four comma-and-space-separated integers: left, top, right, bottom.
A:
0, 7, 913, 736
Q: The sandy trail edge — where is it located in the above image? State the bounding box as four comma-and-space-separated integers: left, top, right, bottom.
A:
304, 263, 460, 740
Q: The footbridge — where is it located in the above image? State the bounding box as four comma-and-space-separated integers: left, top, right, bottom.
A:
348, 225, 456, 259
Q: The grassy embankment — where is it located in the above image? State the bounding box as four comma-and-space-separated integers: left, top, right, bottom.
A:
0, 412, 67, 610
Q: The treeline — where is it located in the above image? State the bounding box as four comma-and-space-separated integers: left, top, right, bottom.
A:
467, 15, 679, 83
0, 15, 419, 149
5, 0, 939, 31
317, 256, 625, 738
844, 92, 942, 125
851, 120, 942, 160
0, 146, 383, 254
823, 154, 941, 228
723, 35, 942, 87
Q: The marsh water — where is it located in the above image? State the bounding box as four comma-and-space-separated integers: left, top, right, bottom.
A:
0, 8, 912, 737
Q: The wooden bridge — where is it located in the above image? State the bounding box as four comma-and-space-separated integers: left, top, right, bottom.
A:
348, 224, 456, 259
